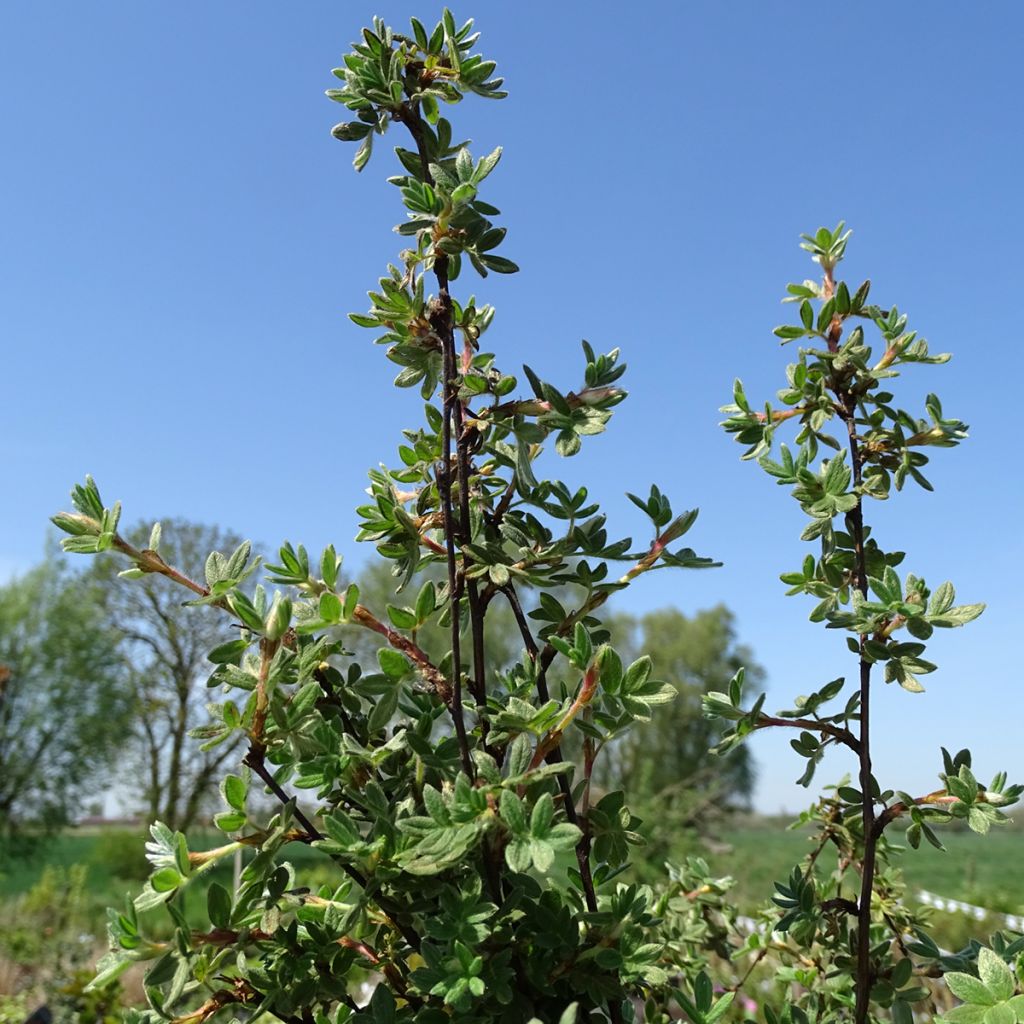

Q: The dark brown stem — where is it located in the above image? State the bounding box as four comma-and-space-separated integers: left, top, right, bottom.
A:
755, 715, 860, 753
821, 897, 860, 917
243, 745, 422, 953
397, 99, 473, 778
490, 478, 517, 528
825, 264, 876, 1024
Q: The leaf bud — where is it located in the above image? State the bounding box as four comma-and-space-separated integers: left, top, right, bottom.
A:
264, 593, 293, 642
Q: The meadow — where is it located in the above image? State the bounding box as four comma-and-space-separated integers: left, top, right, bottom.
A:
4, 820, 1021, 938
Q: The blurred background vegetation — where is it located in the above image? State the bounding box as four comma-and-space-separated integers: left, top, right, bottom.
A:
1, 521, 1021, 1019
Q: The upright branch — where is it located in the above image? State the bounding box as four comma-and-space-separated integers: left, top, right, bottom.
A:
715, 222, 1021, 1024
395, 97, 475, 775
822, 255, 877, 1023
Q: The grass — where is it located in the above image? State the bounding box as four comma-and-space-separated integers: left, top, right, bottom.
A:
714, 821, 1024, 910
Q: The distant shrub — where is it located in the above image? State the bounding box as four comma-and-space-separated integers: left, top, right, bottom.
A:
89, 830, 149, 882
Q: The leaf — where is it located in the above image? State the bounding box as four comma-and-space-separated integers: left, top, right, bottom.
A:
150, 867, 183, 893
221, 774, 247, 811
529, 838, 554, 872
323, 810, 359, 846
505, 837, 532, 873
706, 992, 736, 1024
479, 254, 519, 274
945, 971, 995, 1006
378, 648, 411, 679
931, 603, 985, 628
939, 1006, 988, 1024
982, 1005, 1015, 1024
977, 948, 1015, 1003
214, 811, 246, 832
415, 580, 437, 622
290, 680, 322, 719
530, 793, 554, 836
622, 656, 653, 693
320, 591, 343, 622
208, 639, 249, 665
500, 789, 527, 833
386, 604, 417, 630
506, 734, 532, 778
353, 133, 373, 172
423, 785, 451, 826
367, 684, 401, 733
206, 882, 232, 929
85, 952, 134, 993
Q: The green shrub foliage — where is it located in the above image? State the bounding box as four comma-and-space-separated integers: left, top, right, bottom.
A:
54, 12, 1022, 1024
715, 224, 1023, 1022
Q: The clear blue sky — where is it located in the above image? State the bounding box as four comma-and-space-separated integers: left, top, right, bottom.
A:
3, 3, 1022, 813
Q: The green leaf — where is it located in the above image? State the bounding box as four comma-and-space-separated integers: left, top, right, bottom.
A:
529, 838, 554, 871
320, 591, 343, 622
387, 604, 417, 630
939, 1006, 988, 1024
367, 684, 401, 733
500, 789, 527, 833
378, 648, 411, 679
505, 837, 531, 873
982, 1005, 1015, 1024
206, 882, 232, 929
214, 811, 246, 832
415, 580, 437, 622
945, 971, 996, 1006
530, 793, 554, 836
977, 948, 1015, 1003
931, 603, 985, 628
506, 734, 532, 778
208, 639, 249, 665
479, 254, 519, 274
150, 867, 183, 893
290, 680, 322, 719
221, 774, 247, 811
353, 133, 373, 173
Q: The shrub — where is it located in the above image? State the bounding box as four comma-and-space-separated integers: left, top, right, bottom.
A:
90, 830, 150, 883
52, 11, 1022, 1024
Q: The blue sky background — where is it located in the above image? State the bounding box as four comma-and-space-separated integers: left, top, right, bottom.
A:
3, 2, 1021, 812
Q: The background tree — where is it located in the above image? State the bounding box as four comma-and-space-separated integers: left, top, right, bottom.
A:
89, 519, 249, 832
0, 557, 132, 839
602, 605, 761, 875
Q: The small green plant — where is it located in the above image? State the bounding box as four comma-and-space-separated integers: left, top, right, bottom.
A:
714, 224, 1023, 1021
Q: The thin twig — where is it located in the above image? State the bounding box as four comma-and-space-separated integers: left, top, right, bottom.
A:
243, 745, 422, 953
755, 715, 860, 753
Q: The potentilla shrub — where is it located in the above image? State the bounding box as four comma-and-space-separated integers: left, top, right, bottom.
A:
54, 12, 1022, 1024
713, 225, 1023, 1022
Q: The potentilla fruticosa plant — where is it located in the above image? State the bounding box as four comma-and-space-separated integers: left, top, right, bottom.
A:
712, 224, 1023, 1023
53, 12, 736, 1024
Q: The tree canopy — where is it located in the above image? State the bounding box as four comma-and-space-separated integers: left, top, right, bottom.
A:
0, 558, 132, 836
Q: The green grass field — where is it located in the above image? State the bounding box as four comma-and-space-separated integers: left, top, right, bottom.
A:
714, 822, 1024, 911
2, 822, 1020, 952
